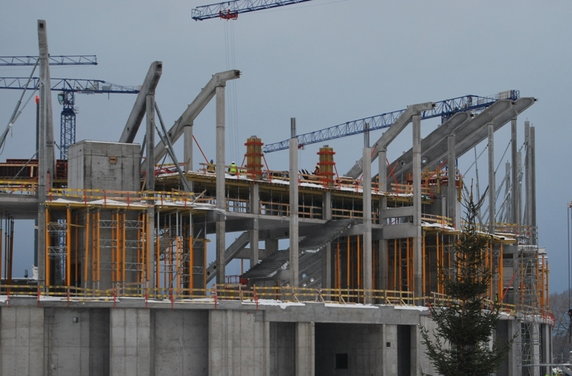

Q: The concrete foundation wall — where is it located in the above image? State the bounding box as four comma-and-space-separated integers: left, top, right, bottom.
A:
0, 301, 553, 376
153, 310, 208, 375
315, 323, 383, 376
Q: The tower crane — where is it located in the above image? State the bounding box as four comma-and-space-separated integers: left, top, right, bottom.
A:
0, 77, 138, 158
263, 91, 520, 153
191, 0, 312, 21
0, 55, 97, 66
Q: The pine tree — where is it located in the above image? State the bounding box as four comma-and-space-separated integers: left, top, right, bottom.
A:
421, 197, 508, 376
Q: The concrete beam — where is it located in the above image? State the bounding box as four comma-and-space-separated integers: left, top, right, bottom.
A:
152, 70, 240, 164
119, 61, 162, 143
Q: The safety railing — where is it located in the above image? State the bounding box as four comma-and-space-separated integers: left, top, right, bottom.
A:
0, 179, 38, 195
0, 283, 551, 319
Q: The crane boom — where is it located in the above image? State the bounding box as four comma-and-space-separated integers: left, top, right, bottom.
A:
0, 77, 138, 94
0, 55, 97, 66
192, 0, 312, 21
263, 91, 520, 153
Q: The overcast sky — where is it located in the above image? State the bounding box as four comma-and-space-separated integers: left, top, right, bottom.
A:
1, 1, 571, 292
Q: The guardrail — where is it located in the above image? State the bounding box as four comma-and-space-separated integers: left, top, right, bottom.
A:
0, 283, 552, 319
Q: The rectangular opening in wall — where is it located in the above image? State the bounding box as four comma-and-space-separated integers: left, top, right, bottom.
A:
335, 353, 348, 369
397, 325, 411, 376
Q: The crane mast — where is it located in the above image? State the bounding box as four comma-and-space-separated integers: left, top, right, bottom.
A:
192, 0, 312, 20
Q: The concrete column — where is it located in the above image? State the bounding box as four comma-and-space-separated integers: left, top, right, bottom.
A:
296, 322, 315, 376
507, 320, 521, 376
363, 128, 373, 296
510, 119, 520, 226
1, 306, 45, 376
488, 123, 495, 234
378, 148, 388, 290
383, 324, 397, 376
266, 238, 279, 254
412, 115, 423, 297
322, 191, 332, 289
447, 133, 457, 228
531, 323, 541, 376
530, 125, 537, 244
183, 123, 193, 172
250, 183, 260, 266
110, 308, 153, 376
146, 208, 154, 289
146, 95, 155, 191
289, 118, 299, 287
215, 85, 226, 284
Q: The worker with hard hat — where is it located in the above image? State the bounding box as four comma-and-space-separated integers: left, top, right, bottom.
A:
228, 161, 238, 176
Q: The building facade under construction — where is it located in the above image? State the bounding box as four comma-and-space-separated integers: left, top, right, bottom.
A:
0, 20, 553, 376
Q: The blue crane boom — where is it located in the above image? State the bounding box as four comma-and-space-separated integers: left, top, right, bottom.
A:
0, 55, 97, 66
262, 91, 520, 153
191, 0, 312, 21
0, 77, 138, 158
0, 77, 138, 94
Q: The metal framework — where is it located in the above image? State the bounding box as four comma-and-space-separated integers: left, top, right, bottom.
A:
0, 55, 97, 66
263, 90, 521, 153
191, 0, 312, 20
0, 77, 139, 159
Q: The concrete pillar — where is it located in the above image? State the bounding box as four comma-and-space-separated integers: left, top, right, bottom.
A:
215, 85, 226, 284
209, 310, 268, 376
183, 123, 193, 172
412, 115, 423, 297
507, 320, 521, 376
447, 133, 457, 228
322, 191, 332, 289
362, 129, 373, 296
378, 148, 388, 290
1, 306, 45, 376
488, 123, 495, 234
110, 308, 153, 376
289, 118, 299, 287
266, 238, 279, 254
296, 322, 315, 376
146, 95, 155, 191
510, 119, 520, 226
250, 183, 260, 266
383, 324, 397, 376
530, 125, 537, 244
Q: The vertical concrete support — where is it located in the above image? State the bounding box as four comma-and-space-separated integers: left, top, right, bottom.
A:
507, 320, 521, 376
447, 133, 457, 227
146, 95, 155, 191
378, 148, 388, 290
266, 239, 279, 254
250, 183, 260, 265
530, 125, 537, 244
289, 118, 299, 287
488, 123, 496, 234
110, 308, 153, 376
183, 123, 193, 172
531, 323, 541, 376
322, 191, 332, 289
383, 324, 398, 376
209, 310, 268, 376
1, 306, 45, 376
296, 322, 315, 376
510, 119, 520, 226
146, 208, 154, 288
215, 85, 226, 284
362, 129, 373, 295
37, 19, 55, 286
412, 115, 423, 297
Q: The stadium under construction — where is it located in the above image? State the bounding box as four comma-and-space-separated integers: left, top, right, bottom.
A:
0, 20, 553, 376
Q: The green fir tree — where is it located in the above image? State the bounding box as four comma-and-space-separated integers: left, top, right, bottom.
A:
421, 196, 508, 376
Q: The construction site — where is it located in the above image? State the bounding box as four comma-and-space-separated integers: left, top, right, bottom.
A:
0, 16, 554, 376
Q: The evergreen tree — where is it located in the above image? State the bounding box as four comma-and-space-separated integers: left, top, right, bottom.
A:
421, 197, 508, 376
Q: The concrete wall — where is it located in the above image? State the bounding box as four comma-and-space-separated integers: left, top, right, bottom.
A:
153, 310, 208, 375
68, 141, 140, 191
1, 306, 44, 376
315, 323, 383, 376
110, 308, 153, 376
270, 322, 295, 376
44, 308, 109, 376
209, 310, 269, 376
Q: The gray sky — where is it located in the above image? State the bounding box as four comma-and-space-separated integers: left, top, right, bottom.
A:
1, 0, 571, 292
